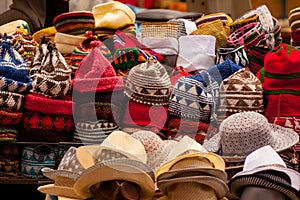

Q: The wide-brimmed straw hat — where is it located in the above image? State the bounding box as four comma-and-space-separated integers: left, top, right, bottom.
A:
228, 145, 300, 200
37, 147, 85, 199
203, 112, 299, 163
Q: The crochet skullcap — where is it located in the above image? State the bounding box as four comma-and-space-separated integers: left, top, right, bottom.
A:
124, 57, 171, 106
0, 38, 32, 93
30, 37, 72, 98
168, 70, 219, 122
218, 68, 264, 113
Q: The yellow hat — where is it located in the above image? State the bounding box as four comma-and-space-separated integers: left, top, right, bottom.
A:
54, 32, 85, 54
32, 26, 57, 44
92, 1, 135, 29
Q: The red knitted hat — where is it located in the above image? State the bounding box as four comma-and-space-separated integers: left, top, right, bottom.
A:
24, 93, 73, 115
72, 41, 123, 93
260, 43, 300, 118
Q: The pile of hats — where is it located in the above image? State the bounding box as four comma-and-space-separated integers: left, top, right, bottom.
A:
20, 37, 74, 142
72, 41, 123, 144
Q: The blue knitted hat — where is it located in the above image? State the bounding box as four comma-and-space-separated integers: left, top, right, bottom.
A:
0, 38, 32, 93
168, 70, 220, 122
207, 59, 243, 86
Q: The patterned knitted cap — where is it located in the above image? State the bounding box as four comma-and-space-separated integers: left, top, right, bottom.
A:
218, 68, 264, 113
30, 37, 72, 98
72, 41, 123, 93
203, 112, 299, 163
168, 70, 219, 122
207, 59, 243, 86
216, 45, 249, 68
124, 57, 171, 105
195, 12, 233, 27
53, 11, 95, 35
0, 38, 32, 93
246, 45, 270, 75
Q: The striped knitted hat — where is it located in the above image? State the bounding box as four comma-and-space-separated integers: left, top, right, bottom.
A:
195, 12, 233, 27
30, 38, 72, 98
53, 11, 95, 35
218, 68, 264, 114
0, 38, 32, 93
258, 43, 300, 118
289, 7, 300, 31
246, 45, 271, 76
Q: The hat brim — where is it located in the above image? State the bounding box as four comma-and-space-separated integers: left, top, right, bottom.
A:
203, 123, 299, 163
229, 174, 300, 200
156, 152, 225, 178
38, 184, 84, 199
42, 168, 80, 181
157, 167, 227, 182
73, 158, 155, 200
157, 175, 229, 199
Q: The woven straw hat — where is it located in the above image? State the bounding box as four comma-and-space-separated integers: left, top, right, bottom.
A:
228, 145, 300, 200
76, 130, 147, 169
37, 147, 85, 199
203, 112, 299, 163
73, 158, 155, 200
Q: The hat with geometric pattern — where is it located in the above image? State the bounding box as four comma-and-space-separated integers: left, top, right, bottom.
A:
218, 68, 264, 114
38, 146, 86, 199
216, 45, 249, 68
30, 37, 72, 98
124, 57, 171, 106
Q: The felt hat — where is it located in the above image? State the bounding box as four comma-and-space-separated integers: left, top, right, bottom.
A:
53, 11, 95, 35
203, 112, 299, 163
124, 57, 171, 106
38, 147, 86, 199
54, 32, 86, 55
72, 41, 123, 93
176, 35, 216, 72
75, 130, 147, 169
228, 145, 300, 200
218, 68, 264, 113
30, 38, 72, 98
92, 1, 135, 29
73, 158, 155, 200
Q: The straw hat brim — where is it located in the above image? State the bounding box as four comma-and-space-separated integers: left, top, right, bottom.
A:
41, 168, 80, 181
203, 123, 299, 163
157, 167, 227, 182
156, 152, 225, 178
38, 184, 84, 199
76, 144, 147, 169
73, 158, 155, 200
228, 174, 300, 200
157, 175, 229, 199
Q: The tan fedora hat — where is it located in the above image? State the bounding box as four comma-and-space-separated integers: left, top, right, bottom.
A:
76, 130, 147, 169
73, 158, 155, 200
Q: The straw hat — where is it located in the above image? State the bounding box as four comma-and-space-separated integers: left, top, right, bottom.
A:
203, 112, 299, 163
76, 130, 147, 169
73, 158, 155, 200
228, 145, 300, 200
37, 147, 85, 199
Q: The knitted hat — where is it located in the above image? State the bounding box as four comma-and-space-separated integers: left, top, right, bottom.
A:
191, 19, 228, 49
207, 59, 243, 86
113, 47, 141, 75
53, 11, 95, 35
203, 112, 299, 163
72, 41, 123, 93
0, 91, 24, 112
94, 23, 137, 40
32, 27, 57, 44
124, 57, 171, 105
216, 45, 249, 68
0, 39, 32, 93
228, 145, 300, 200
246, 45, 271, 75
92, 1, 135, 29
176, 35, 216, 72
38, 147, 86, 199
195, 12, 233, 27
54, 32, 86, 55
289, 7, 300, 31
73, 119, 119, 144
259, 43, 300, 118
0, 125, 18, 142
168, 70, 219, 122
228, 14, 259, 33
218, 68, 264, 114
30, 38, 72, 98
0, 109, 23, 125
